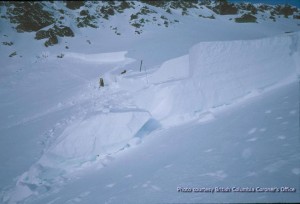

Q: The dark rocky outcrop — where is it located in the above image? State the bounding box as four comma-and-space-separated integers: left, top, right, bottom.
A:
274, 5, 298, 18
35, 25, 74, 47
1, 1, 299, 48
213, 0, 238, 15
238, 3, 257, 15
5, 2, 55, 32
235, 13, 257, 23
65, 1, 85, 10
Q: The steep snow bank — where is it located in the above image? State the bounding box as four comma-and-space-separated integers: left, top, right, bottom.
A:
189, 32, 300, 109
135, 32, 300, 125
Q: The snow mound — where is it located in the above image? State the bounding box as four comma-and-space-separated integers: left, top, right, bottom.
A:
64, 51, 135, 64
135, 32, 300, 126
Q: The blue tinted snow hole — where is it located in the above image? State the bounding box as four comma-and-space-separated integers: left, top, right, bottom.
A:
133, 118, 161, 139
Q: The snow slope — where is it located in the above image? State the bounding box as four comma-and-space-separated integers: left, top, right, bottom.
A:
15, 78, 300, 204
1, 2, 300, 203
3, 30, 299, 204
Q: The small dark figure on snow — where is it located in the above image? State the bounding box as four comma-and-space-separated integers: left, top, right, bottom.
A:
121, 70, 126, 74
99, 77, 104, 88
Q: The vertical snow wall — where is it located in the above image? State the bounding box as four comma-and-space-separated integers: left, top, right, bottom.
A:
135, 32, 300, 123
189, 32, 300, 109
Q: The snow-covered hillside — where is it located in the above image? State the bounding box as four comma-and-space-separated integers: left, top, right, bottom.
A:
0, 1, 299, 203
23, 80, 300, 204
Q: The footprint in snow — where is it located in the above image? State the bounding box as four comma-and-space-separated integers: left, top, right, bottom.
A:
247, 128, 257, 135
264, 160, 285, 173
57, 102, 63, 108
259, 128, 266, 132
277, 135, 286, 140
289, 110, 297, 115
66, 198, 81, 203
151, 185, 161, 191
142, 181, 151, 188
283, 143, 290, 147
204, 149, 213, 153
65, 192, 90, 203
106, 183, 115, 188
164, 164, 173, 168
80, 191, 90, 197
245, 171, 257, 177
265, 110, 272, 114
104, 196, 116, 204
201, 170, 228, 180
102, 108, 110, 113
246, 137, 257, 142
125, 174, 132, 178
292, 168, 300, 175
242, 148, 252, 159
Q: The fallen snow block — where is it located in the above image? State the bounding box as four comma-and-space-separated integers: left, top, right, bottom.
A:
43, 111, 151, 167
